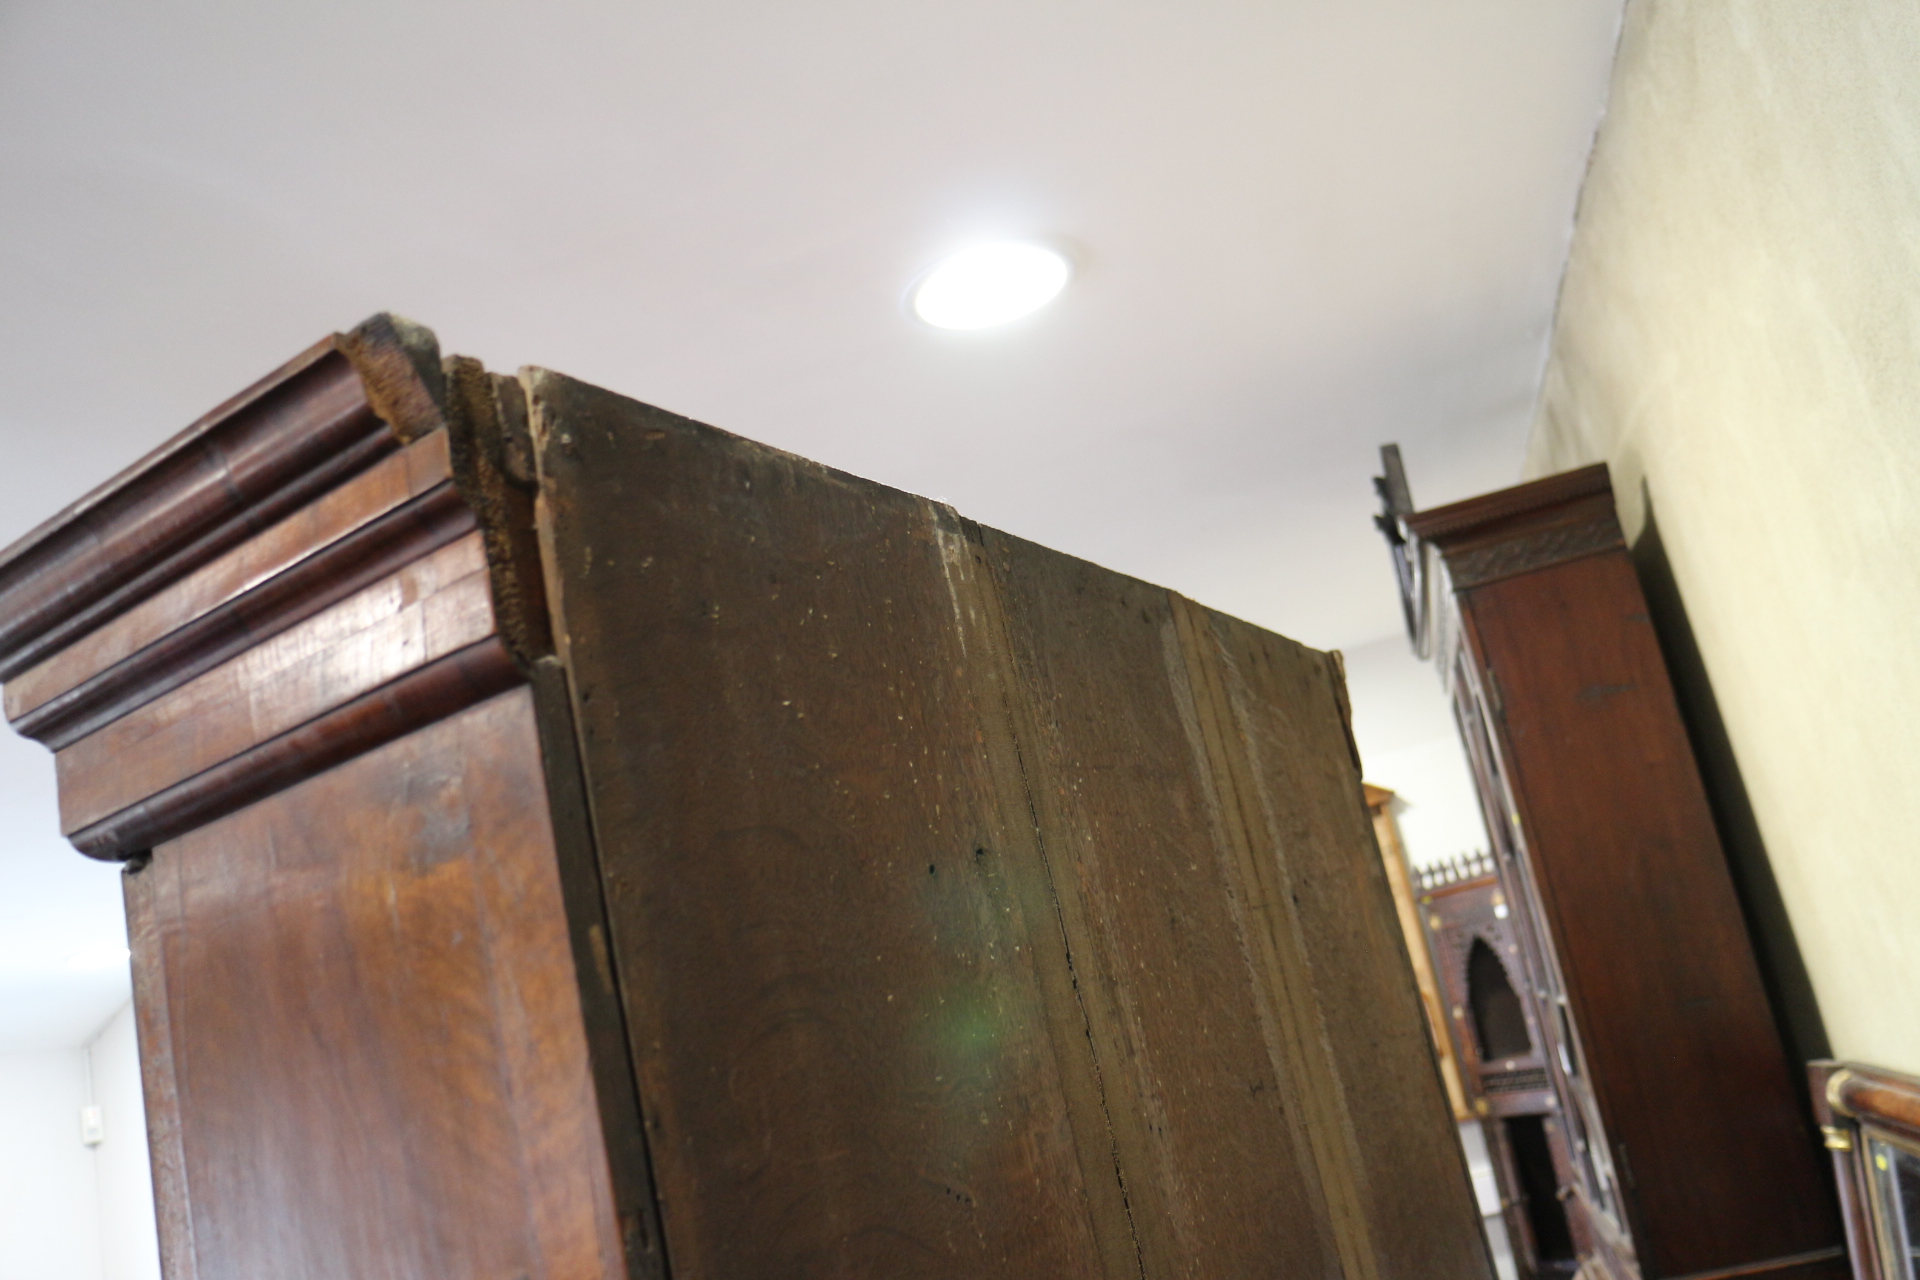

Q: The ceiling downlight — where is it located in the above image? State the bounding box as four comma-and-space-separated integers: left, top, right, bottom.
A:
911, 242, 1071, 330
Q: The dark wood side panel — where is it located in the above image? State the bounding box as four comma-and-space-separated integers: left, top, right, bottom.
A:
526, 372, 1122, 1280
527, 368, 1488, 1278
977, 536, 1342, 1279
123, 689, 627, 1280
1201, 605, 1490, 1280
1461, 551, 1839, 1276
978, 528, 1487, 1279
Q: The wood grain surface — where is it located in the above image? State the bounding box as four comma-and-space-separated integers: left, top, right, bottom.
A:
124, 690, 626, 1280
529, 372, 1118, 1278
9, 431, 457, 728
58, 532, 495, 832
12, 317, 1493, 1280
527, 368, 1487, 1279
1461, 542, 1841, 1277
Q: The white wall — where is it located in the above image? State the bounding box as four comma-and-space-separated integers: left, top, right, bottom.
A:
1341, 633, 1491, 868
0, 1002, 160, 1280
87, 1004, 159, 1280
0, 1050, 102, 1280
1529, 0, 1920, 1072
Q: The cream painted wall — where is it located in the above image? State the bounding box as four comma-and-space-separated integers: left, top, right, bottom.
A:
1529, 0, 1920, 1070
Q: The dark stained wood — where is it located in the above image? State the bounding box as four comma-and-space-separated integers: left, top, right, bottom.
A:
526, 367, 1489, 1279
1464, 551, 1834, 1274
1383, 462, 1848, 1280
1198, 598, 1489, 1279
2, 317, 1497, 1280
10, 434, 467, 747
525, 371, 1124, 1279
2, 320, 646, 1280
979, 533, 1364, 1277
0, 313, 445, 683
1827, 1064, 1920, 1149
123, 690, 625, 1280
1807, 1060, 1899, 1280
58, 532, 497, 834
524, 655, 669, 1279
1404, 462, 1611, 542
69, 637, 520, 859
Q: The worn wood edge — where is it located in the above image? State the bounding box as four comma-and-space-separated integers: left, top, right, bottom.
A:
1166, 595, 1381, 1280
1404, 463, 1613, 542
333, 312, 448, 444
66, 637, 521, 860
444, 356, 553, 666
14, 481, 477, 749
526, 655, 669, 1280
122, 861, 200, 1280
938, 513, 1148, 1280
0, 314, 448, 681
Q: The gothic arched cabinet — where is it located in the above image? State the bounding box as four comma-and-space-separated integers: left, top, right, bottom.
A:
1376, 451, 1847, 1280
0, 316, 1494, 1280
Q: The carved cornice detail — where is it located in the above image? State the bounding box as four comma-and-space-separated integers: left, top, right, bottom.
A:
1403, 463, 1613, 543
1443, 515, 1624, 591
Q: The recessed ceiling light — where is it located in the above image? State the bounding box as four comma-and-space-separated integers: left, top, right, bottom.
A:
912, 242, 1072, 330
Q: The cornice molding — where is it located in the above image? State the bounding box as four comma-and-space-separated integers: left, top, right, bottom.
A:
1403, 463, 1613, 545
0, 315, 446, 682
68, 638, 520, 860
0, 315, 548, 861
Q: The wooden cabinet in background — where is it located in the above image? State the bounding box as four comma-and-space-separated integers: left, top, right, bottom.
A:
1377, 453, 1848, 1280
0, 315, 1493, 1280
1365, 784, 1472, 1125
1416, 853, 1584, 1279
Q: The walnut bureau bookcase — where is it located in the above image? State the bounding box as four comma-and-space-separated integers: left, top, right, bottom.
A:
1375, 452, 1847, 1280
0, 316, 1488, 1280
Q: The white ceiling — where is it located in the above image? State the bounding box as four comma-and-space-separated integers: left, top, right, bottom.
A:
0, 0, 1623, 1048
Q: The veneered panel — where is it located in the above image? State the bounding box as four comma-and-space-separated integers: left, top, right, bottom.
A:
9, 434, 456, 722
123, 689, 624, 1280
59, 533, 494, 831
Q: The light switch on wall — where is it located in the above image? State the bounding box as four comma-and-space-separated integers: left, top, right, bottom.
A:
79, 1104, 103, 1147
